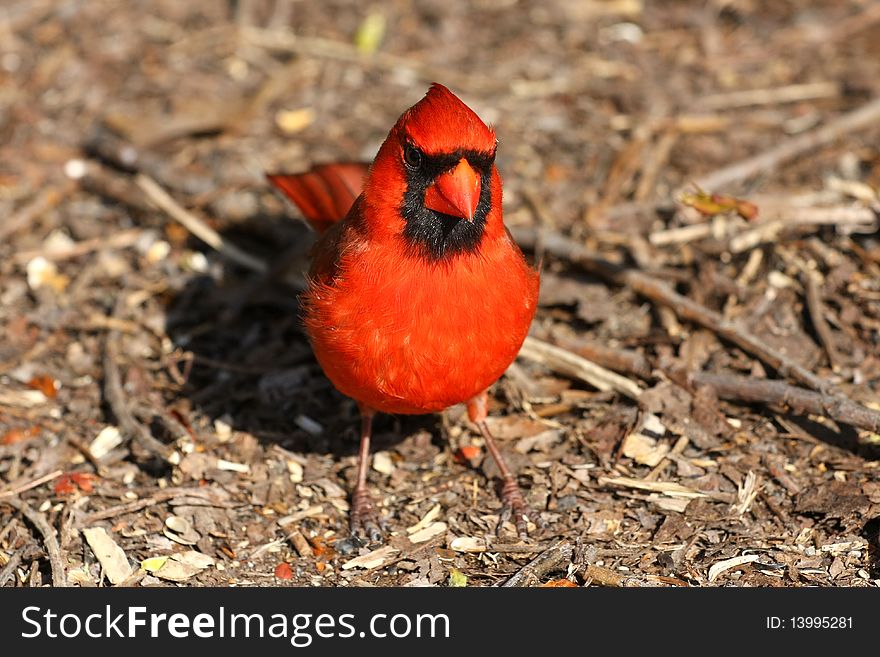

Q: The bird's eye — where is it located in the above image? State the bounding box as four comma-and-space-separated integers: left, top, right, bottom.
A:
403, 144, 422, 169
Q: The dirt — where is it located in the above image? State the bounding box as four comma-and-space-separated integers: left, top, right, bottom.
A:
2, 0, 880, 588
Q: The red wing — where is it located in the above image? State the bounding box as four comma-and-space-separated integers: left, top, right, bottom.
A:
267, 162, 370, 234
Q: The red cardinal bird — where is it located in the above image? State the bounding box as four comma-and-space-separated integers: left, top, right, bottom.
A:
268, 84, 540, 539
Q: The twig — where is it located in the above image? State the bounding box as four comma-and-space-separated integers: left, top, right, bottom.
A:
727, 206, 877, 253
693, 95, 880, 191
0, 549, 23, 587
598, 476, 709, 499
557, 337, 652, 380
690, 371, 880, 434
802, 271, 842, 372
0, 543, 40, 587
103, 302, 172, 461
1, 498, 68, 587
0, 470, 64, 499
501, 540, 574, 587
514, 226, 880, 433
0, 181, 76, 243
518, 336, 642, 400
513, 227, 827, 392
650, 205, 875, 249
12, 229, 144, 265
66, 158, 155, 213
697, 82, 840, 111
134, 173, 268, 274
635, 129, 678, 201
78, 488, 234, 527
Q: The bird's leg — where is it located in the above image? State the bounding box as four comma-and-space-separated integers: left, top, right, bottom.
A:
350, 406, 383, 541
467, 391, 539, 538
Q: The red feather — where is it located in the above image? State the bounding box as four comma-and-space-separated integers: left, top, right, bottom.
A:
267, 162, 369, 234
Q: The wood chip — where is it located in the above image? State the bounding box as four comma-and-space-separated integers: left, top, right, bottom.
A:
341, 545, 398, 570
621, 416, 670, 466
89, 426, 123, 459
449, 536, 487, 552
0, 389, 48, 408
82, 527, 132, 585
708, 554, 760, 582
372, 451, 395, 475
216, 459, 249, 473
407, 504, 442, 534
278, 505, 324, 525
599, 476, 709, 499
287, 527, 314, 558
408, 522, 447, 544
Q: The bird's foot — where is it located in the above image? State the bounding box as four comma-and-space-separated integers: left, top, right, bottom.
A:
350, 486, 384, 543
498, 477, 543, 539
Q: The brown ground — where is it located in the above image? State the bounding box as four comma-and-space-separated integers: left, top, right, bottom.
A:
2, 0, 880, 588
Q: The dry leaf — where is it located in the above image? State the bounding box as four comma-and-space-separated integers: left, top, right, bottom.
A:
82, 527, 133, 585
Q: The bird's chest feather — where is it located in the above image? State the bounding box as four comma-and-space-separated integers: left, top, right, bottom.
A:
303, 236, 537, 414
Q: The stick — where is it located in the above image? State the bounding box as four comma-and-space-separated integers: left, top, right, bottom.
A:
135, 173, 267, 274
103, 303, 172, 461
802, 271, 842, 372
78, 488, 234, 527
0, 543, 40, 587
0, 548, 23, 587
691, 371, 880, 434
518, 336, 642, 400
510, 227, 880, 430
727, 206, 877, 253
0, 469, 64, 499
0, 182, 76, 242
501, 540, 574, 587
693, 95, 880, 191
697, 82, 840, 111
513, 227, 819, 390
1, 498, 68, 587
558, 337, 652, 380
12, 229, 144, 265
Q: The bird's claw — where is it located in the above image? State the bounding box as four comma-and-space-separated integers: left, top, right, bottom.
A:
350, 487, 385, 543
497, 477, 543, 539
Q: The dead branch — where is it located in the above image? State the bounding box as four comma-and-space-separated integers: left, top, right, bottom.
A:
510, 226, 880, 433
557, 337, 653, 380
727, 206, 877, 253
501, 540, 574, 587
0, 542, 39, 587
518, 336, 642, 400
0, 181, 76, 243
0, 470, 64, 499
103, 302, 172, 461
802, 270, 842, 372
691, 371, 880, 434
12, 229, 144, 265
697, 82, 840, 111
135, 173, 268, 274
1, 498, 68, 587
694, 95, 880, 191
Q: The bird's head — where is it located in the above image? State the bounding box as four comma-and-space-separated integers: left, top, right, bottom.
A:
364, 84, 501, 260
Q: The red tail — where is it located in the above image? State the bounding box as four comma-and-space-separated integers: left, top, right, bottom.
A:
267, 163, 369, 234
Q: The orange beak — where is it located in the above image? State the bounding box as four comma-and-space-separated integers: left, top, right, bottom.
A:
424, 158, 481, 221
